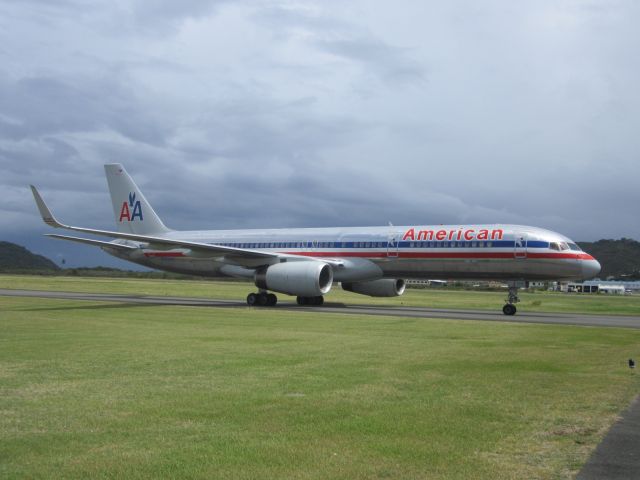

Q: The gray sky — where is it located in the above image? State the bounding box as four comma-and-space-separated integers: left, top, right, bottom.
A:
1, 0, 639, 267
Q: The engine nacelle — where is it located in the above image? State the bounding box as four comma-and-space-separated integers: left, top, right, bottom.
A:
255, 261, 333, 297
342, 278, 406, 297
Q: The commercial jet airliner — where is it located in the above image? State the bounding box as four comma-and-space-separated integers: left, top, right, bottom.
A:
31, 164, 601, 315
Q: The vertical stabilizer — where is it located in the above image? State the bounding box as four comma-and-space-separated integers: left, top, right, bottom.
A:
104, 164, 170, 234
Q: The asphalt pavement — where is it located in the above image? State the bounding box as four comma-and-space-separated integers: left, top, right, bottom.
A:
1, 288, 639, 329
577, 395, 640, 480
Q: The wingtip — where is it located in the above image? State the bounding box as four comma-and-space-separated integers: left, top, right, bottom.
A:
30, 185, 62, 228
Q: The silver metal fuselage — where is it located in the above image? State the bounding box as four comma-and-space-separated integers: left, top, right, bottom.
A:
107, 224, 600, 283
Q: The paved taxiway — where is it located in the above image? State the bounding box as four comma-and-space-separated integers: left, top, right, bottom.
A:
2, 288, 639, 329
577, 395, 640, 480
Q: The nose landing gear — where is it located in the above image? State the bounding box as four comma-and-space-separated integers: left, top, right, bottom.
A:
502, 284, 520, 315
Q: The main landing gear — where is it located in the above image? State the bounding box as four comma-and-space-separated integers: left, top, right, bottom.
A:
296, 296, 324, 306
246, 292, 278, 307
245, 292, 326, 307
502, 284, 520, 316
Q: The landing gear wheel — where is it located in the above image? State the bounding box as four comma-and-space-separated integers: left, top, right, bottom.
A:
502, 304, 517, 316
267, 293, 277, 306
257, 292, 269, 306
297, 296, 324, 306
247, 293, 258, 306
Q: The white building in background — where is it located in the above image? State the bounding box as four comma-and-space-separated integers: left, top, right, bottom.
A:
563, 280, 640, 294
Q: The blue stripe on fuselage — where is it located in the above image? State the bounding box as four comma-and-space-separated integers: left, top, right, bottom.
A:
208, 240, 550, 249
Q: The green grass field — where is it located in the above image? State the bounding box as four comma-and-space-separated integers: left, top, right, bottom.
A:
1, 276, 640, 478
2, 274, 640, 315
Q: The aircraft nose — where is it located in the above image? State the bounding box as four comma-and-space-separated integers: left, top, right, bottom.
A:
582, 258, 601, 279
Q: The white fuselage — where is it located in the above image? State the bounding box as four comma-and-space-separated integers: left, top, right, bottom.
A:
107, 223, 600, 283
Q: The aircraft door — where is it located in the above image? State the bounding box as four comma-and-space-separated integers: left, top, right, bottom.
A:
387, 232, 400, 258
514, 233, 527, 259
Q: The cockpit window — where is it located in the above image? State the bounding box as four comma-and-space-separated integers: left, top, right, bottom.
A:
550, 241, 574, 251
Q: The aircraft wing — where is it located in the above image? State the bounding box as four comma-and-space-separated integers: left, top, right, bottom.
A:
30, 185, 280, 262
45, 234, 138, 250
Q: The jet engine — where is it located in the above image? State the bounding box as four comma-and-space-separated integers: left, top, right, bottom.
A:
254, 261, 333, 297
342, 278, 406, 297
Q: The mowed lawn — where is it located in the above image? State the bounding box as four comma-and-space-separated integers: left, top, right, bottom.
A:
1, 292, 639, 478
2, 274, 640, 315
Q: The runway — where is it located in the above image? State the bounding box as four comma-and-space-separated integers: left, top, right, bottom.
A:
2, 288, 639, 328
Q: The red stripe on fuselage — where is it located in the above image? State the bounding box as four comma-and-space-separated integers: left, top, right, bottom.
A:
283, 251, 593, 260
141, 249, 594, 261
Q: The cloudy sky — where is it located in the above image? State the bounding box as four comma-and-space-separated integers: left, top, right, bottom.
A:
1, 0, 639, 267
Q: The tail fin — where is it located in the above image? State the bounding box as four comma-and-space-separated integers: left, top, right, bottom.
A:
104, 164, 170, 234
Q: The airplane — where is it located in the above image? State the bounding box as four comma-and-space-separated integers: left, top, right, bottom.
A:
30, 164, 601, 315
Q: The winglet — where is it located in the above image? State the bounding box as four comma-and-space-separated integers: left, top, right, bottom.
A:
30, 185, 64, 228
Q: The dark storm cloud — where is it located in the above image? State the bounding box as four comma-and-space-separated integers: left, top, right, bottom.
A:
0, 73, 170, 145
314, 38, 425, 85
126, 0, 235, 35
254, 4, 426, 86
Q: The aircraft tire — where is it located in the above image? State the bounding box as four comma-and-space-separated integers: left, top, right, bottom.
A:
296, 296, 324, 306
267, 293, 277, 306
257, 292, 269, 306
247, 293, 258, 306
502, 304, 517, 316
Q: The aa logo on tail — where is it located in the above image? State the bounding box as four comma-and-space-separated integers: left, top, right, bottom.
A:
119, 192, 143, 222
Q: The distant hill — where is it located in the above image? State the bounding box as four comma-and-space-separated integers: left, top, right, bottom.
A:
0, 241, 60, 272
578, 238, 640, 280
